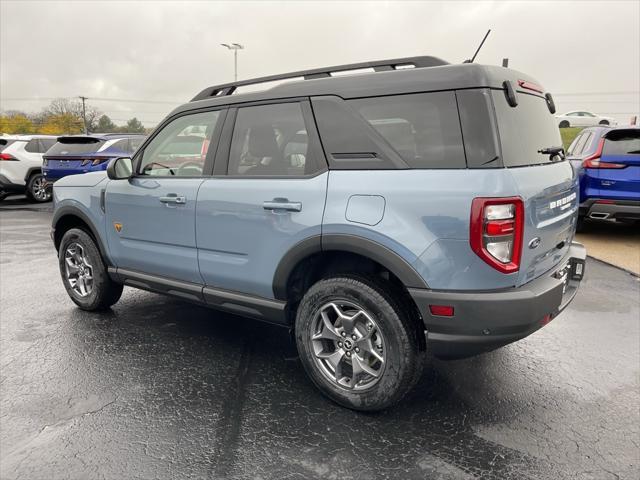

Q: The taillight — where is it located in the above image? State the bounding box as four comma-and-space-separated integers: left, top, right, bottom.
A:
0, 153, 17, 161
582, 138, 625, 169
470, 197, 524, 274
517, 79, 544, 94
80, 158, 108, 167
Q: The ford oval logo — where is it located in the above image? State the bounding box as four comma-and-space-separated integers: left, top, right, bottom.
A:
529, 237, 541, 249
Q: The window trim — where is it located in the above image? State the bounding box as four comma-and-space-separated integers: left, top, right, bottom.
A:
212, 98, 329, 179
132, 107, 228, 179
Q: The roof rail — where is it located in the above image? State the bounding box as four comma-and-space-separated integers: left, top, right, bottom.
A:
191, 55, 449, 102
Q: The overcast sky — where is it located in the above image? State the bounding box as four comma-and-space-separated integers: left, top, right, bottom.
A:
1, 0, 639, 126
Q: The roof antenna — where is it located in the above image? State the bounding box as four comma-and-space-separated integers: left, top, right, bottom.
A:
464, 29, 491, 63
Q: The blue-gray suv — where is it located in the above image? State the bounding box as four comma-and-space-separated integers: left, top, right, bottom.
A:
51, 56, 586, 411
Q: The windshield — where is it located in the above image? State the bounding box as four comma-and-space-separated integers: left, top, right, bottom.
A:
491, 90, 564, 167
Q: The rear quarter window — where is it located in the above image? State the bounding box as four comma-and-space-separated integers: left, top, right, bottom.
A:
0, 139, 17, 152
491, 90, 564, 167
348, 92, 466, 169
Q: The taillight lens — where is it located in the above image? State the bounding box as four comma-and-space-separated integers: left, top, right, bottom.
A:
470, 197, 524, 273
0, 153, 17, 161
80, 158, 108, 167
582, 138, 626, 169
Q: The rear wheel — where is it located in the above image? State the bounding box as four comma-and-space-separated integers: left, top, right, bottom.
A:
295, 275, 423, 411
559, 120, 570, 128
599, 120, 609, 125
26, 173, 51, 202
576, 215, 586, 232
58, 228, 123, 310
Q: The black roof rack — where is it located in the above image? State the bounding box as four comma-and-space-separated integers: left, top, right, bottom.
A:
191, 55, 448, 102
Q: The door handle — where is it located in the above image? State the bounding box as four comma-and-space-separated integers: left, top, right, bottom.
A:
263, 199, 302, 212
159, 195, 186, 205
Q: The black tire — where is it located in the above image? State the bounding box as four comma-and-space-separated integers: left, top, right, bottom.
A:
26, 173, 51, 202
599, 120, 609, 125
559, 120, 570, 128
295, 275, 423, 411
0, 191, 7, 202
576, 215, 586, 233
58, 228, 123, 311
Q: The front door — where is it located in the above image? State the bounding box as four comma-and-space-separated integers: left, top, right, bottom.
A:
105, 109, 225, 284
196, 101, 328, 299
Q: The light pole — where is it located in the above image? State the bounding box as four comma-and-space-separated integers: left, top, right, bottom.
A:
221, 43, 244, 82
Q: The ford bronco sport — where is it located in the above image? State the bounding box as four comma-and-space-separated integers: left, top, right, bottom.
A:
51, 56, 586, 411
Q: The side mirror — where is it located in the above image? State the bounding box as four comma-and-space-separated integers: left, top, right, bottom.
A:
107, 157, 133, 180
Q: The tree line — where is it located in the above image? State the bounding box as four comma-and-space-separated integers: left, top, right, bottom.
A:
0, 98, 149, 135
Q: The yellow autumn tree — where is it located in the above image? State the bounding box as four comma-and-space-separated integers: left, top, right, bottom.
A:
39, 113, 84, 135
0, 114, 34, 134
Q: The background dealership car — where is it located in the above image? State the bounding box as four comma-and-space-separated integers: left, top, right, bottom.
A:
566, 125, 640, 229
43, 133, 146, 184
0, 134, 58, 202
556, 110, 617, 128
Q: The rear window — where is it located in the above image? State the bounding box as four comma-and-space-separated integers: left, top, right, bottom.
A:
603, 129, 640, 155
46, 137, 106, 156
348, 92, 466, 168
491, 91, 564, 167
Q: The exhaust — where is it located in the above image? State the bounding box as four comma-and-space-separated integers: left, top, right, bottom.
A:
589, 212, 610, 220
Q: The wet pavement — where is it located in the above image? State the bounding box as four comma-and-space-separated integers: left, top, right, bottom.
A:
0, 204, 639, 480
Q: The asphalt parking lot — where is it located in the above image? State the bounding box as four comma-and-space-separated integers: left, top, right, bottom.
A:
1, 199, 639, 480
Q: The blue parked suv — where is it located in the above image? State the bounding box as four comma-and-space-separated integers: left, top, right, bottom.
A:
50, 56, 586, 410
43, 133, 146, 185
566, 126, 640, 229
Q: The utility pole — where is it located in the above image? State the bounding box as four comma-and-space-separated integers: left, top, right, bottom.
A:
221, 43, 244, 81
79, 96, 88, 134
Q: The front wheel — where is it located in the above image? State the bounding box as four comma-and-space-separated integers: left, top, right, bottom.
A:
58, 228, 123, 310
599, 120, 610, 125
295, 276, 423, 411
559, 120, 570, 128
26, 173, 51, 202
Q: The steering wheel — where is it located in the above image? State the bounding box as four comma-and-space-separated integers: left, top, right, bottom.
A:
177, 161, 204, 176
143, 162, 176, 176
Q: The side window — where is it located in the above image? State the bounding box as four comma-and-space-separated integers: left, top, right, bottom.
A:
24, 139, 40, 153
228, 103, 311, 176
348, 92, 466, 168
573, 132, 593, 156
138, 111, 221, 177
566, 133, 583, 155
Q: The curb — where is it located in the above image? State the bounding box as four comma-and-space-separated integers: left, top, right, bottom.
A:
587, 255, 640, 279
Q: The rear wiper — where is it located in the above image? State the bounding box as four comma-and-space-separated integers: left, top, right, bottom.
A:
537, 146, 565, 161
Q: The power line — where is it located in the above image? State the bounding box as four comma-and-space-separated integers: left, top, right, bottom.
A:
1, 96, 182, 105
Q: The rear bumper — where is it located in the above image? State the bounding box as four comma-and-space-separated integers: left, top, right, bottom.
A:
409, 242, 587, 358
579, 199, 640, 222
0, 175, 26, 194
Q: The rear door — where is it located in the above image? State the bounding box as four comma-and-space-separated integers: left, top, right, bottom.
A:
105, 109, 225, 284
598, 128, 640, 201
491, 89, 579, 286
196, 100, 328, 299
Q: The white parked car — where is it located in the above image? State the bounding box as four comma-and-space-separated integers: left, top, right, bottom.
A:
555, 111, 617, 128
0, 135, 58, 202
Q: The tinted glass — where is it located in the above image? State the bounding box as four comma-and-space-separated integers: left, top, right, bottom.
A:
129, 137, 145, 153
24, 139, 41, 153
566, 133, 584, 156
348, 92, 465, 168
491, 91, 564, 167
228, 103, 309, 176
603, 129, 640, 155
39, 138, 56, 153
573, 132, 593, 156
0, 139, 16, 152
47, 138, 106, 156
108, 138, 130, 153
139, 111, 221, 176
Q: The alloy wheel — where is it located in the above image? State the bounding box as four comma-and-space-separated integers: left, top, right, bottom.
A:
310, 301, 386, 391
64, 243, 94, 297
31, 175, 50, 202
